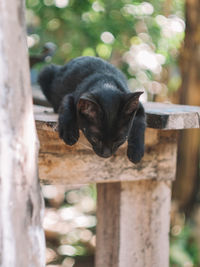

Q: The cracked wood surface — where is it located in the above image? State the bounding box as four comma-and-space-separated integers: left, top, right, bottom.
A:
0, 2, 45, 266
96, 180, 171, 267
34, 101, 200, 184
33, 101, 200, 267
34, 105, 179, 184
34, 102, 200, 130
37, 128, 177, 184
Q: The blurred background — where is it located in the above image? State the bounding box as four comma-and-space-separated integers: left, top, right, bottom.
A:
26, 0, 200, 266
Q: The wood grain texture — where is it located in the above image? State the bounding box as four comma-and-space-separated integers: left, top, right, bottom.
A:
96, 180, 171, 267
96, 183, 121, 267
0, 1, 45, 266
145, 102, 200, 129
37, 124, 177, 184
34, 101, 200, 130
32, 95, 199, 267
34, 104, 180, 184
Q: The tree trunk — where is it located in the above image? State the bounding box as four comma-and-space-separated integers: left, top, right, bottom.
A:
0, 0, 45, 266
173, 0, 200, 212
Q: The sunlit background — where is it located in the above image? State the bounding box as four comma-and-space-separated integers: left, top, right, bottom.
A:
27, 0, 184, 102
43, 185, 96, 266
26, 0, 200, 266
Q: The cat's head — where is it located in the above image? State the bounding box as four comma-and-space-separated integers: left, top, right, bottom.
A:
76, 90, 143, 158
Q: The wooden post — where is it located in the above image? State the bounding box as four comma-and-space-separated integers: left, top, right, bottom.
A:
96, 180, 171, 267
34, 101, 200, 267
0, 1, 45, 266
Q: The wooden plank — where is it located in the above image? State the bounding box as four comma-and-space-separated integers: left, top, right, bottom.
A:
34, 104, 180, 184
34, 102, 200, 130
145, 102, 200, 129
37, 126, 177, 184
96, 180, 171, 267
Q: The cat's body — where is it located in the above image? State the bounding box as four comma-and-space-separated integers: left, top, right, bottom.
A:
38, 56, 146, 163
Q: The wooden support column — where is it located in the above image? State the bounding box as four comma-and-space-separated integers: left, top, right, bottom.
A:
0, 1, 45, 266
96, 180, 171, 267
34, 101, 200, 267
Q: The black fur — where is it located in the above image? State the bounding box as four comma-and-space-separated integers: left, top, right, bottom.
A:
38, 56, 146, 163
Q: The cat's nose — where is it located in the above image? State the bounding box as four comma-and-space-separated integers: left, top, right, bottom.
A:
101, 147, 112, 158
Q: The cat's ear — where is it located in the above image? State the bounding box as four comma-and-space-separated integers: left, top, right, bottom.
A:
123, 91, 143, 115
77, 95, 101, 120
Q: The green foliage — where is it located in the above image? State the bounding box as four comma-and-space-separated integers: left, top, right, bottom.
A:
26, 0, 184, 97
27, 0, 185, 99
170, 223, 199, 266
26, 1, 183, 60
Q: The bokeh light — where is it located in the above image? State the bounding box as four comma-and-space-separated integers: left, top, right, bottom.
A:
54, 0, 69, 8
101, 32, 115, 44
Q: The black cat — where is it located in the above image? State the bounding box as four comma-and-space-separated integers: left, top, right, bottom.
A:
38, 56, 146, 163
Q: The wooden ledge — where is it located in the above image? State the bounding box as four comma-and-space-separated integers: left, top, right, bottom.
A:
145, 102, 200, 129
34, 102, 200, 184
34, 102, 200, 131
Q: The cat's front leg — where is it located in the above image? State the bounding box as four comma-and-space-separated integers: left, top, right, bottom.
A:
58, 94, 79, 146
127, 103, 146, 163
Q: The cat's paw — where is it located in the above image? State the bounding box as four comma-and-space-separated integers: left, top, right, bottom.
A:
127, 144, 144, 164
59, 123, 79, 146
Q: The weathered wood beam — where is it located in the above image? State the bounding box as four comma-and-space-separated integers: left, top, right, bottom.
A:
0, 1, 45, 266
37, 126, 177, 184
34, 103, 200, 267
96, 180, 171, 267
34, 103, 200, 131
144, 102, 200, 129
34, 104, 198, 184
